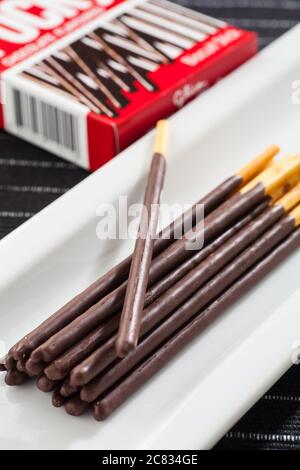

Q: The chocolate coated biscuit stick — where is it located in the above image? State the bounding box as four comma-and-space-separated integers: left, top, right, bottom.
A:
25, 359, 45, 377
83, 198, 300, 401
64, 396, 89, 416
52, 389, 67, 408
44, 315, 119, 380
60, 378, 79, 398
4, 355, 16, 370
93, 225, 300, 420
116, 121, 168, 357
34, 164, 293, 365
0, 357, 7, 371
44, 199, 268, 381
10, 146, 278, 362
71, 200, 288, 387
36, 375, 59, 393
34, 184, 266, 363
5, 368, 27, 386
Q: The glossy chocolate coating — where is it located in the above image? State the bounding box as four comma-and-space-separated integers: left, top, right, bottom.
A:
16, 360, 27, 373
52, 389, 67, 408
0, 356, 7, 372
82, 212, 292, 400
93, 226, 300, 420
36, 375, 59, 393
64, 396, 89, 416
34, 180, 260, 365
11, 175, 241, 362
144, 199, 269, 304
72, 200, 280, 387
46, 200, 269, 382
5, 355, 17, 370
5, 368, 27, 386
60, 378, 79, 398
116, 153, 166, 357
44, 315, 119, 381
25, 359, 45, 377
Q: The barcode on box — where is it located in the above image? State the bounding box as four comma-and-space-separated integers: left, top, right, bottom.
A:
11, 89, 80, 157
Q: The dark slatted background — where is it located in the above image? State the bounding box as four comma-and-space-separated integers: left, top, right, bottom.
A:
1, 0, 300, 450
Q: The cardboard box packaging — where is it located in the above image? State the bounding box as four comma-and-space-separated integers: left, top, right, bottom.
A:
0, 0, 257, 170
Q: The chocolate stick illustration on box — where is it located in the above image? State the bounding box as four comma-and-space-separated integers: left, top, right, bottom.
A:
64, 45, 123, 110
138, 2, 217, 35
69, 40, 130, 107
113, 18, 170, 64
90, 30, 158, 93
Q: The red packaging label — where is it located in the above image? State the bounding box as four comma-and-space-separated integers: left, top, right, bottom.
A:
0, 0, 124, 71
0, 0, 257, 170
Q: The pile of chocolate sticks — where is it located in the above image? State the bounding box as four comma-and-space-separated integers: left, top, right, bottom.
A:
1, 127, 300, 421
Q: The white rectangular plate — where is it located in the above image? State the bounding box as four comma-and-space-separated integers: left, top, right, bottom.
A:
1, 26, 300, 450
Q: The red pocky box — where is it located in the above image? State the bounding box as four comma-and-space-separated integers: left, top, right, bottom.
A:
0, 0, 257, 170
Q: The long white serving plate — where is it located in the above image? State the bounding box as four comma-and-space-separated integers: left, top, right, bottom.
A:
1, 25, 300, 450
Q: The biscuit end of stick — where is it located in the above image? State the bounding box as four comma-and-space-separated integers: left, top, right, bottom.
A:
154, 120, 169, 156
270, 172, 300, 202
241, 153, 295, 193
290, 203, 300, 226
241, 155, 300, 194
276, 182, 300, 212
237, 145, 280, 185
264, 155, 300, 195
